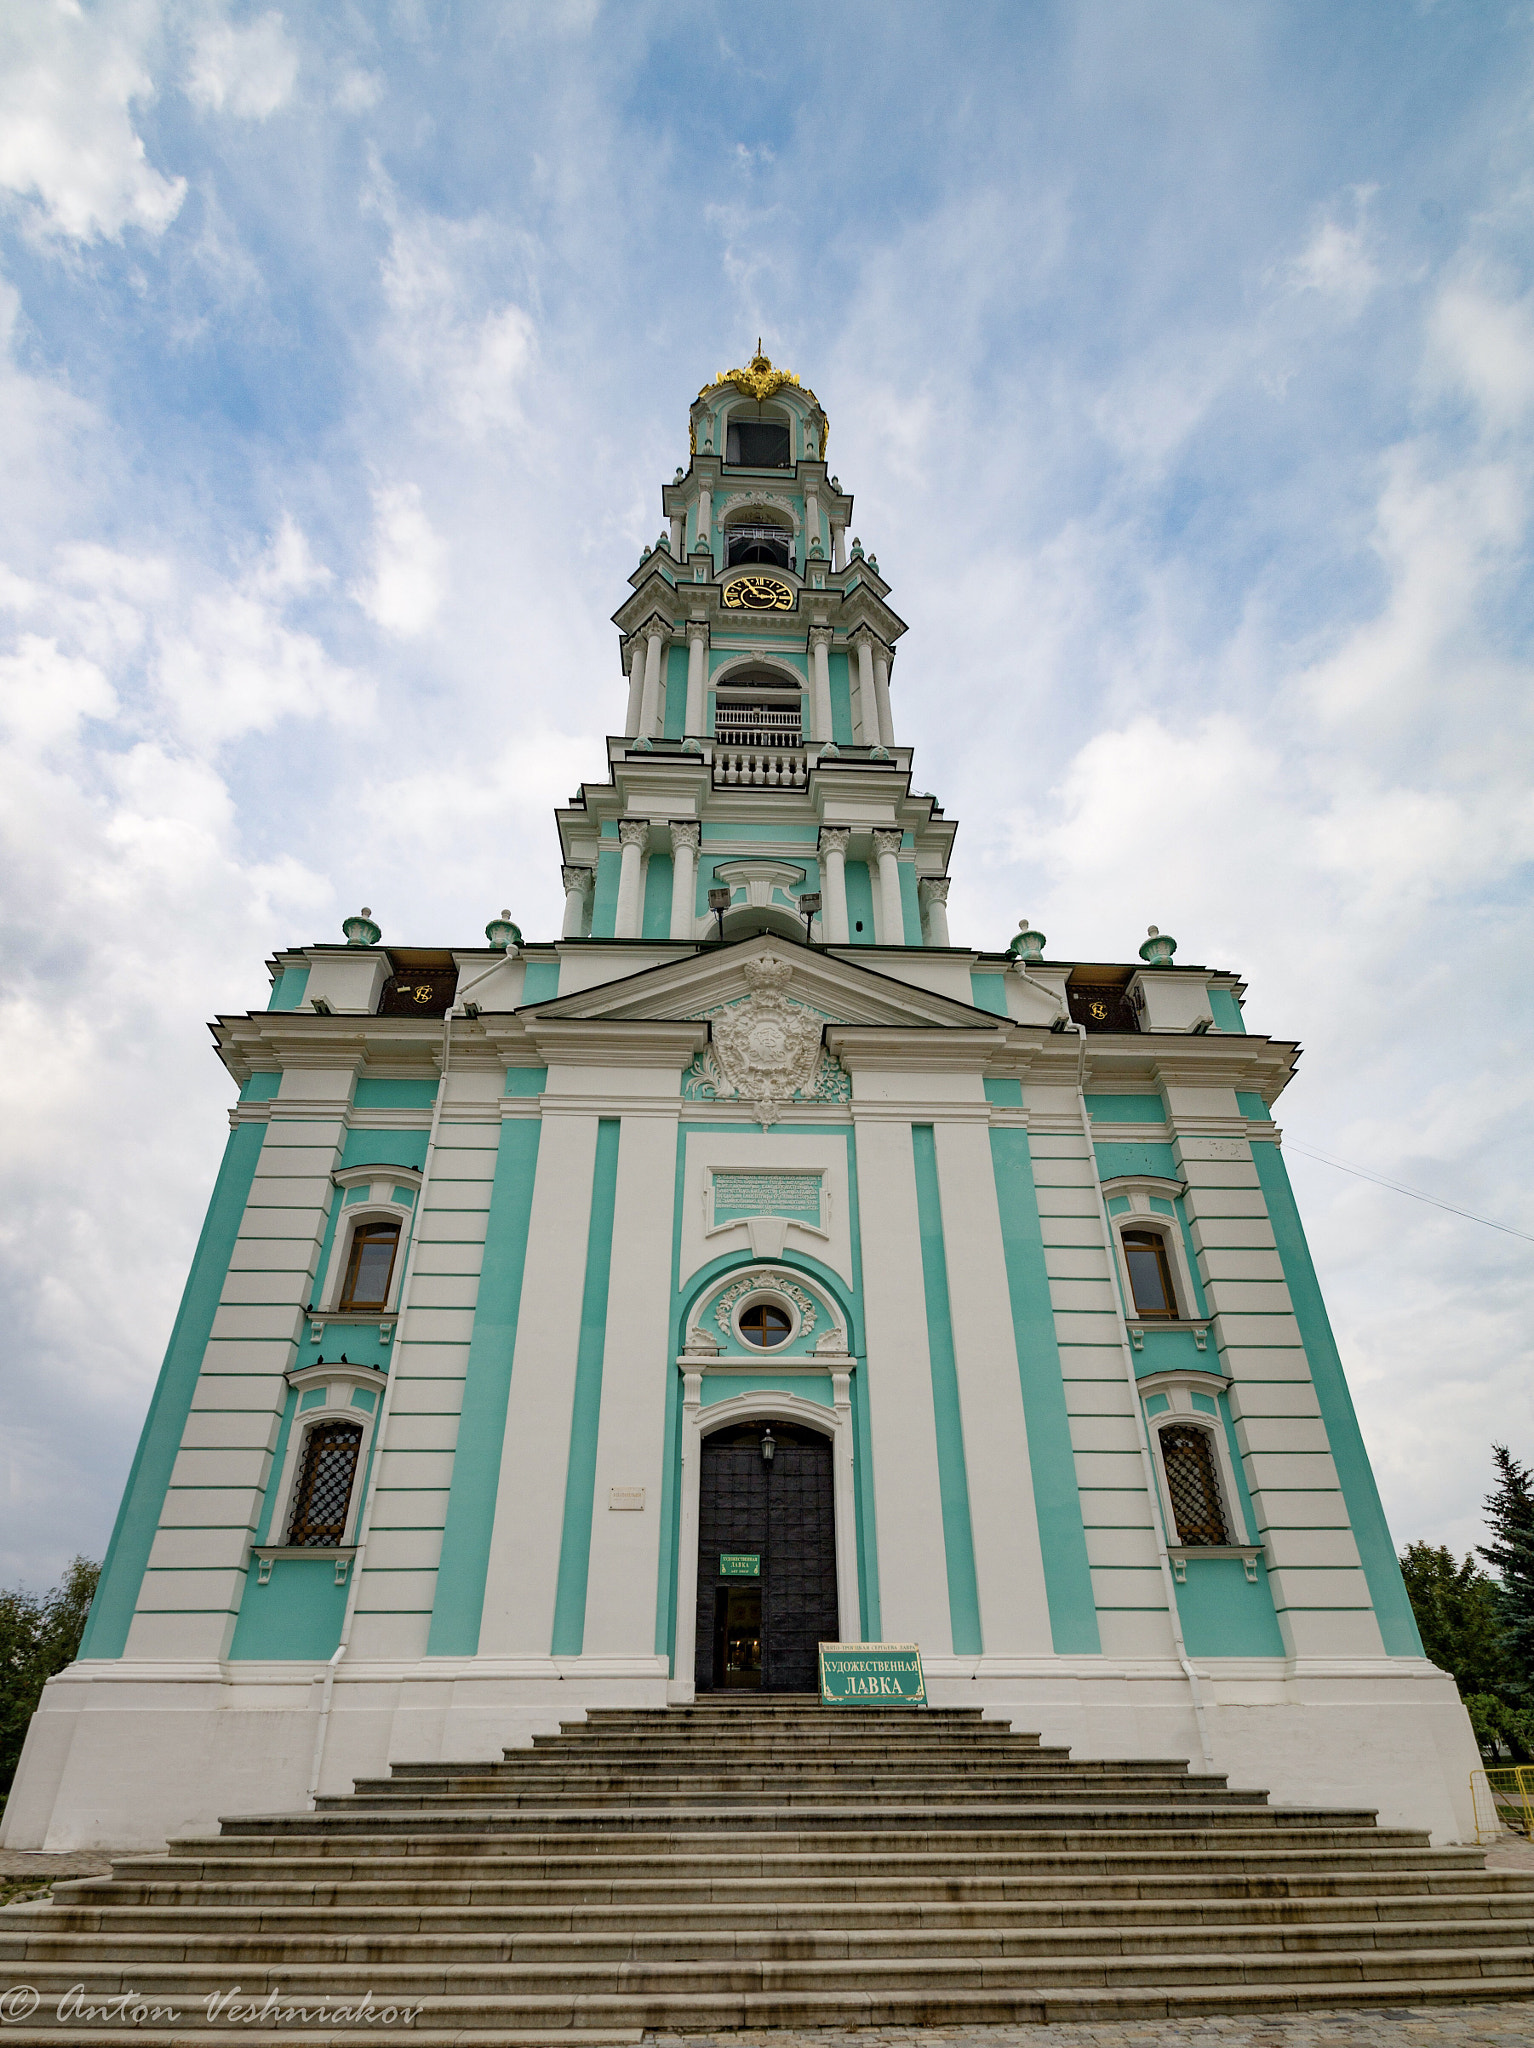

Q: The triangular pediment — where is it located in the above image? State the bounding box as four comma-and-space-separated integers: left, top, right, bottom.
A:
527, 933, 999, 1031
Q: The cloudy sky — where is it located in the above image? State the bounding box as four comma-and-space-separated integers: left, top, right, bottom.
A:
1, 0, 1531, 1594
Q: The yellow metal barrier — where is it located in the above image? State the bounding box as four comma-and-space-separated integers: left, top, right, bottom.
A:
1471, 1765, 1534, 1843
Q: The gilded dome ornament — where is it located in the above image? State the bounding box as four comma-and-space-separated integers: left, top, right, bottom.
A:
696, 343, 830, 458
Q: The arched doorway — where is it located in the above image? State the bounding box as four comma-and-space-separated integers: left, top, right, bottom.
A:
694, 1420, 839, 1694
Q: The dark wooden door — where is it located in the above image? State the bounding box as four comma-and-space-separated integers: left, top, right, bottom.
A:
695, 1421, 839, 1694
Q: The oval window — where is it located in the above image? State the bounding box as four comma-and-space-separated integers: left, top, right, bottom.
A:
738, 1301, 793, 1348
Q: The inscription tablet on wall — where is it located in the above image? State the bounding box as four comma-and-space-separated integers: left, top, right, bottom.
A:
713, 1172, 822, 1223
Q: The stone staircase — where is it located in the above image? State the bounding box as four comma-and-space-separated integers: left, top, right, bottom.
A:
3, 1699, 1532, 2041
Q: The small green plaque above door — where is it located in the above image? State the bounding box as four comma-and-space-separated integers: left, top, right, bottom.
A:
719, 1553, 760, 1577
818, 1642, 926, 1706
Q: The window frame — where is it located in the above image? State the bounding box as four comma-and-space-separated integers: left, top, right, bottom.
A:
285, 1415, 366, 1549
338, 1218, 401, 1312
1136, 1367, 1259, 1568
1122, 1228, 1178, 1319
258, 1361, 387, 1569
723, 406, 794, 471
315, 1169, 421, 1319
1100, 1175, 1203, 1330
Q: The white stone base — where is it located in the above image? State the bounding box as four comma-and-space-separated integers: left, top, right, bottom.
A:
1, 1652, 1481, 1853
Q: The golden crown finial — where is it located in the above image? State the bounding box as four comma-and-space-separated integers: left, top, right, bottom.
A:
694, 348, 828, 458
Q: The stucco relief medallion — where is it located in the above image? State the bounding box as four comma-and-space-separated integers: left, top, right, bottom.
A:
689, 956, 829, 1129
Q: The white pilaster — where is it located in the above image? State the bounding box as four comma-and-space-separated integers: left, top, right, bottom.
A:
614, 820, 648, 939
831, 521, 845, 571
809, 627, 833, 743
561, 866, 594, 939
684, 623, 708, 736
580, 1107, 681, 1657
854, 636, 876, 745
805, 486, 820, 559
873, 829, 905, 945
919, 875, 951, 947
696, 484, 712, 563
819, 828, 850, 944
852, 1114, 953, 1651
639, 623, 667, 738
623, 641, 644, 738
873, 645, 894, 745
668, 822, 699, 940
669, 514, 684, 557
477, 1112, 600, 1655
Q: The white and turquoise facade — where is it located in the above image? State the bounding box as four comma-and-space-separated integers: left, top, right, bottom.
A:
5, 355, 1479, 1850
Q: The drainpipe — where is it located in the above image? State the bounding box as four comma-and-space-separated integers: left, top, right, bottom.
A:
1010, 961, 1216, 1773
306, 948, 514, 1806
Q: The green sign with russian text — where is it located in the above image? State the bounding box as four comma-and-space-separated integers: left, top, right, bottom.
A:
818, 1642, 926, 1706
719, 1553, 760, 1577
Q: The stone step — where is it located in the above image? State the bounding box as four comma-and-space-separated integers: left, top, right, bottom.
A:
46, 1861, 1521, 1918
9, 1909, 1534, 1969
206, 1807, 1402, 1844
2, 1940, 1532, 2008
21, 1887, 1534, 1939
320, 1781, 1267, 1810
6, 1977, 1534, 2046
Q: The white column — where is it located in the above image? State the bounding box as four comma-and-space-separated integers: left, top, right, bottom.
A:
669, 514, 684, 557
623, 641, 644, 737
684, 623, 708, 736
873, 646, 894, 746
919, 875, 950, 947
831, 521, 845, 571
873, 828, 904, 944
818, 829, 850, 944
639, 623, 667, 738
809, 628, 833, 744
805, 488, 820, 560
561, 865, 594, 938
854, 636, 876, 746
615, 819, 648, 938
696, 484, 713, 562
669, 822, 699, 940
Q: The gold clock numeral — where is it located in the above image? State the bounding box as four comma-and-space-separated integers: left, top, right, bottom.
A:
722, 574, 794, 611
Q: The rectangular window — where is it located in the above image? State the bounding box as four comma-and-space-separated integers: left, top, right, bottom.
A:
1123, 1229, 1176, 1317
1160, 1425, 1229, 1547
725, 420, 791, 467
287, 1420, 363, 1548
340, 1221, 400, 1310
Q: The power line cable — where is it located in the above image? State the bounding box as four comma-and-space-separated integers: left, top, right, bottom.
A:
1284, 1141, 1534, 1245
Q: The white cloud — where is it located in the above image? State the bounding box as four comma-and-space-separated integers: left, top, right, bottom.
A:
0, 0, 185, 241
1428, 280, 1534, 430
0, 632, 116, 748
356, 482, 447, 636
185, 8, 297, 120
1285, 192, 1380, 314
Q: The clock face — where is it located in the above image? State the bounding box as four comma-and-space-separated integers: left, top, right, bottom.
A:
722, 573, 795, 612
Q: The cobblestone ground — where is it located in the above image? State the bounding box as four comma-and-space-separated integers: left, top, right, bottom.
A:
649, 2015, 1534, 2048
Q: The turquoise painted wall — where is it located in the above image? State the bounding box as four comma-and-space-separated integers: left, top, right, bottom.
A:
520, 960, 560, 1004
970, 972, 1008, 1017
663, 644, 687, 738
828, 651, 853, 742
988, 1127, 1101, 1652
844, 860, 875, 942
1095, 1141, 1179, 1181
591, 848, 621, 938
427, 1116, 544, 1655
1249, 1139, 1423, 1655
898, 862, 923, 944
1209, 987, 1246, 1032
229, 1553, 351, 1659
700, 1374, 833, 1406
550, 1118, 622, 1655
910, 1126, 982, 1655
240, 1073, 282, 1102
340, 1129, 429, 1173
505, 1067, 548, 1097
641, 853, 673, 939
354, 1077, 438, 1109
1086, 1094, 1166, 1123
79, 1120, 268, 1657
268, 965, 310, 1011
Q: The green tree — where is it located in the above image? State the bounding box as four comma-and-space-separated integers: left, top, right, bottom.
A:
1478, 1443, 1534, 1701
1399, 1542, 1509, 1697
0, 1556, 100, 1801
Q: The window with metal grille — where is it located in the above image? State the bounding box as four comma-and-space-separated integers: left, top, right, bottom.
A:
1159, 1424, 1229, 1547
286, 1420, 363, 1548
340, 1221, 399, 1310
1123, 1229, 1177, 1317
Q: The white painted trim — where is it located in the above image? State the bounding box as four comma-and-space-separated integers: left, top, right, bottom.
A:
670, 1380, 859, 1704
315, 1185, 418, 1316
265, 1376, 383, 1554
1140, 1377, 1254, 1550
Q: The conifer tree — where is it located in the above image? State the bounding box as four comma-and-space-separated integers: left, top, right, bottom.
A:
1477, 1443, 1534, 1700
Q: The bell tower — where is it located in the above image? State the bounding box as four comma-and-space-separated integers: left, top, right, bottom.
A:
555, 349, 957, 950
